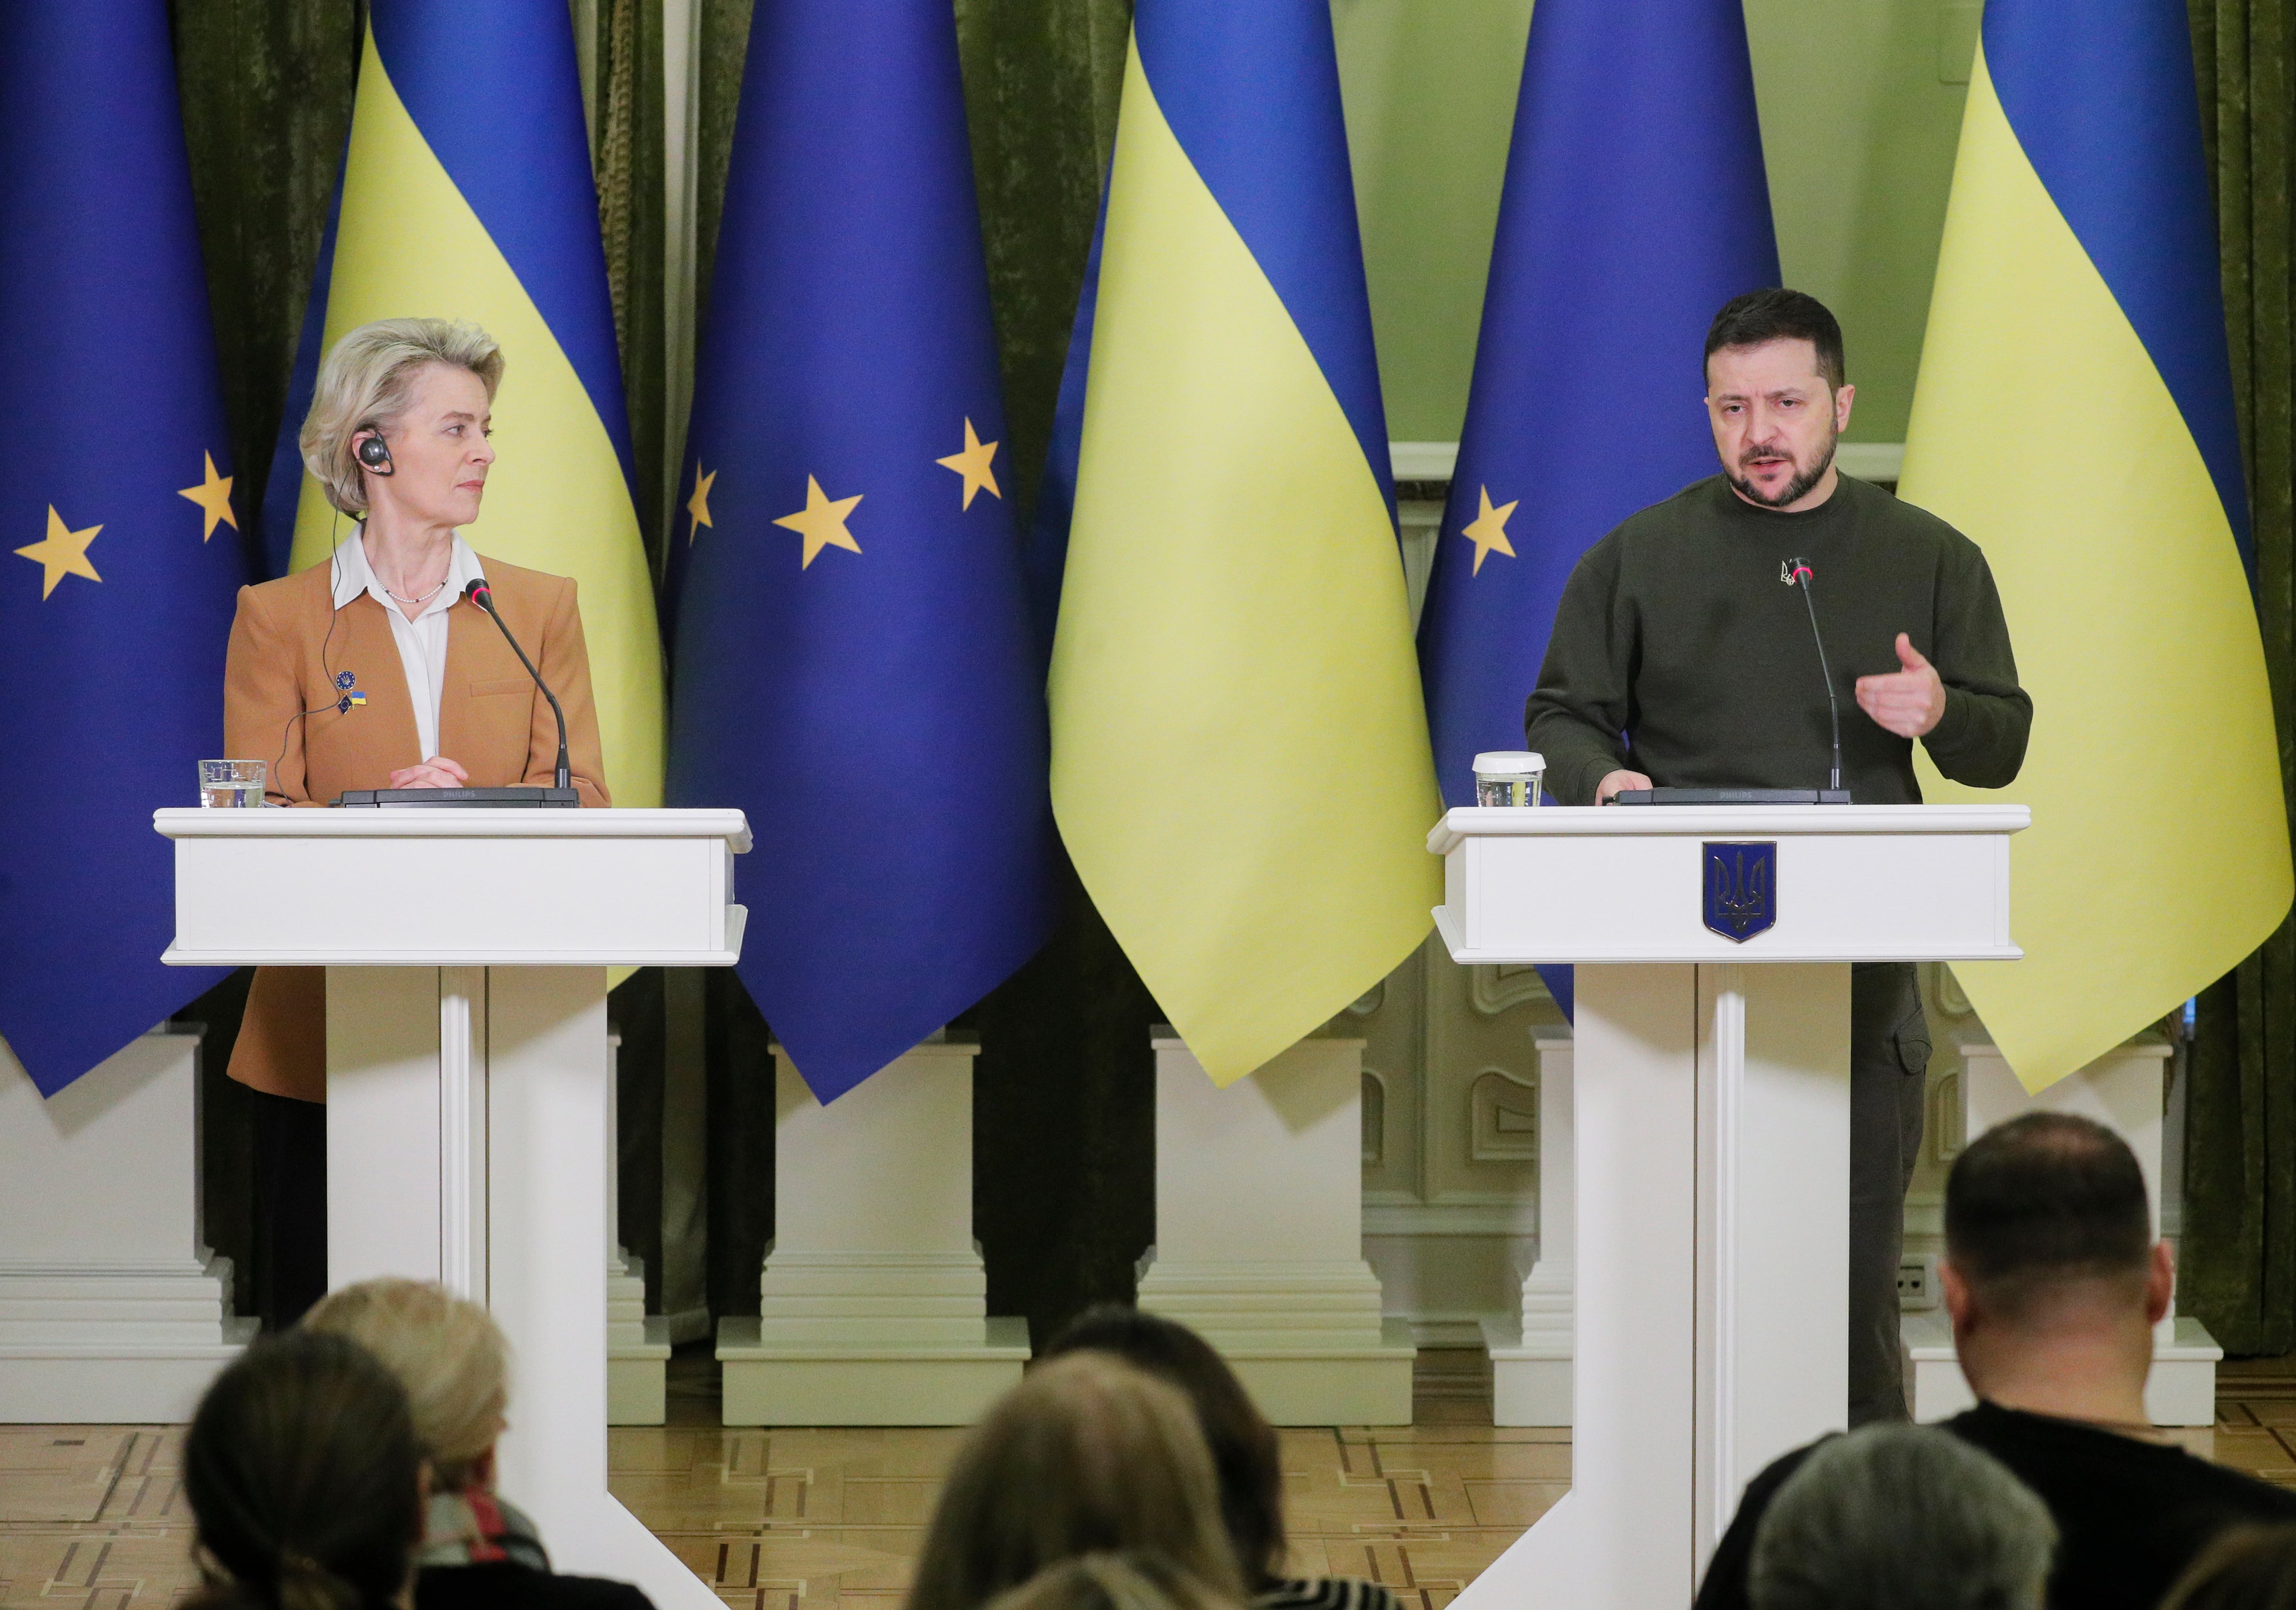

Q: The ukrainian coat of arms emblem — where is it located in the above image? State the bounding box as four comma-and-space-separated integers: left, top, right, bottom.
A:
1703, 841, 1777, 942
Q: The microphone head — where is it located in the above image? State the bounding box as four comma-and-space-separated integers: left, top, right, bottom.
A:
463, 578, 492, 607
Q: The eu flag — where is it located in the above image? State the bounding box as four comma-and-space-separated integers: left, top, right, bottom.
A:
0, 0, 247, 1094
664, 0, 1057, 1101
1414, 0, 1780, 1018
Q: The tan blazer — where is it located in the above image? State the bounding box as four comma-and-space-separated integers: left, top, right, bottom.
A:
222, 553, 613, 1102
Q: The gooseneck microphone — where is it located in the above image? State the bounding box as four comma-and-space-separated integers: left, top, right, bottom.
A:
1784, 558, 1845, 795
464, 578, 571, 791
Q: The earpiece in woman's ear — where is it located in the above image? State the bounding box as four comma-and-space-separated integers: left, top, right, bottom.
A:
356, 434, 394, 475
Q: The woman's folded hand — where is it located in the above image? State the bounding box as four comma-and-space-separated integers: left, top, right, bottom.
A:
386, 755, 470, 790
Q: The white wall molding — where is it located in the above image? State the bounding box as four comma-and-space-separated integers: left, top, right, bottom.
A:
1147, 1035, 1414, 1425
1354, 931, 1550, 1424
1390, 441, 1459, 481
0, 1030, 253, 1422
1836, 442, 1906, 482
1472, 963, 1552, 1016
1364, 1198, 1539, 1237
719, 1039, 1027, 1425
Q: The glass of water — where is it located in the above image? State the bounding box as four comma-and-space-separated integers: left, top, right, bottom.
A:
200, 759, 266, 808
1473, 750, 1545, 808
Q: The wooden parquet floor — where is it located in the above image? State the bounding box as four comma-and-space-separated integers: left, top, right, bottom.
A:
8, 1351, 2296, 1610
608, 1350, 1555, 1610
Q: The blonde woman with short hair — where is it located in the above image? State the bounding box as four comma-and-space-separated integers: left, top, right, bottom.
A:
223, 319, 610, 1328
302, 1278, 652, 1610
905, 1354, 1244, 1610
301, 1279, 510, 1495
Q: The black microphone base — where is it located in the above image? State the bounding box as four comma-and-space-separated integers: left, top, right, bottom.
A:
1611, 787, 1853, 806
333, 786, 581, 808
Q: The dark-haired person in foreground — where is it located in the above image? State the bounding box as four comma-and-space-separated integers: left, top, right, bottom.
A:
181, 1329, 426, 1610
1525, 287, 2032, 1422
1696, 1113, 2296, 1610
1044, 1307, 1400, 1610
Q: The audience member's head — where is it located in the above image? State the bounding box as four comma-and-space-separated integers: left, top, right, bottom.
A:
1043, 1307, 1286, 1591
182, 1330, 426, 1610
1749, 1424, 2056, 1610
1941, 1112, 2172, 1410
983, 1554, 1241, 1610
302, 1278, 510, 1493
2162, 1524, 2296, 1610
904, 1353, 1243, 1610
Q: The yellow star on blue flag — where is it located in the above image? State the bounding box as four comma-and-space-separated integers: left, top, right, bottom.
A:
936, 418, 1001, 510
14, 505, 101, 598
774, 476, 864, 568
177, 452, 235, 540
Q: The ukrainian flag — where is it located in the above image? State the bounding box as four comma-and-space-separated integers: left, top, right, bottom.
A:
1042, 1, 1442, 1086
267, 1, 663, 804
1900, 0, 2290, 1089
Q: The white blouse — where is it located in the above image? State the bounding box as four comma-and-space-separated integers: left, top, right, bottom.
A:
328, 529, 488, 765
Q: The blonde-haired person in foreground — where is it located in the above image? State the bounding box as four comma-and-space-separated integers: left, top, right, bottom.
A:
904, 1353, 1245, 1610
985, 1554, 1243, 1610
302, 1278, 652, 1610
225, 316, 610, 1331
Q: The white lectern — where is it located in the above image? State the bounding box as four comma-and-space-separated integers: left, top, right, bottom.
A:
1432, 804, 2025, 1610
157, 807, 750, 1610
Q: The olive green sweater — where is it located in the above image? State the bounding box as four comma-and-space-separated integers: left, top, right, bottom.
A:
1525, 473, 2032, 806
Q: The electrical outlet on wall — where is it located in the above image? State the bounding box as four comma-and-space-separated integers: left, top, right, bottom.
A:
1897, 1253, 1940, 1311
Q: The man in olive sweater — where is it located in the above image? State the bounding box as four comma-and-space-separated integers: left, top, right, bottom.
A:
1525, 288, 2032, 1424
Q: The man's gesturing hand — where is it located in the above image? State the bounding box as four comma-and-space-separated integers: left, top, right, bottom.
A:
1854, 634, 1946, 738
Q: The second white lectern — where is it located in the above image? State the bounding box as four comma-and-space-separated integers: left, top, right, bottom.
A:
1433, 803, 2025, 1610
158, 807, 749, 1610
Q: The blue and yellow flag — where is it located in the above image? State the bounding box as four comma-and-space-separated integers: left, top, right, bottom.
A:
1040, 1, 1441, 1086
1416, 0, 1779, 1022
664, 0, 1057, 1101
264, 1, 663, 804
1900, 0, 2290, 1089
0, 1, 246, 1093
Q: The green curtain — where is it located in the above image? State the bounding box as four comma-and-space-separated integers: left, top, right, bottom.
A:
2182, 0, 2296, 1357
953, 0, 1153, 1347
593, 0, 671, 567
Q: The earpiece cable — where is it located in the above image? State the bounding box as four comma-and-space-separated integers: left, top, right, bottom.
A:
273, 505, 354, 793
